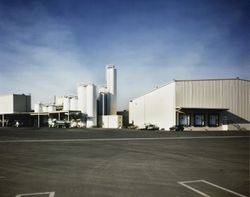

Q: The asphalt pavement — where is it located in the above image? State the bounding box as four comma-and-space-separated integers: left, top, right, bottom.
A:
0, 128, 249, 197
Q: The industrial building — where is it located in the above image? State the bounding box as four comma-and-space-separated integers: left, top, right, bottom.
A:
0, 94, 32, 127
0, 65, 122, 128
129, 78, 250, 131
31, 65, 122, 128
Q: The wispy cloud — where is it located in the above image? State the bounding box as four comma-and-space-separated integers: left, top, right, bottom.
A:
0, 0, 249, 110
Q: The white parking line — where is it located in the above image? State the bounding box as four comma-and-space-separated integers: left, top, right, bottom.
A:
16, 191, 55, 197
178, 180, 247, 197
0, 135, 248, 143
178, 180, 210, 197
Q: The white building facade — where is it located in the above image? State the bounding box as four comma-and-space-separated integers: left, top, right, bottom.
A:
129, 79, 250, 131
0, 94, 31, 114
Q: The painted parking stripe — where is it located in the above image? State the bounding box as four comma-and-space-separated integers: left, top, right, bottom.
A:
0, 135, 248, 143
178, 180, 247, 197
178, 180, 210, 197
16, 191, 55, 197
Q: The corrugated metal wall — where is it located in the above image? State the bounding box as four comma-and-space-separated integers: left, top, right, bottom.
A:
175, 79, 250, 122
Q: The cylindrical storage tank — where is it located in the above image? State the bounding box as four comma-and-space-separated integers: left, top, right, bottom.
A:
55, 96, 64, 106
97, 92, 107, 116
63, 97, 70, 111
106, 65, 117, 115
48, 105, 56, 112
42, 105, 48, 112
34, 103, 42, 112
70, 97, 78, 111
77, 85, 87, 113
97, 85, 107, 94
86, 84, 97, 128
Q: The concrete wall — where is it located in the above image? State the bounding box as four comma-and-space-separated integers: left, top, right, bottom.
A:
0, 95, 13, 113
129, 82, 176, 130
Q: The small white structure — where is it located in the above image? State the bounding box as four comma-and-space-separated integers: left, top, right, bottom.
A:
99, 115, 123, 129
129, 78, 250, 131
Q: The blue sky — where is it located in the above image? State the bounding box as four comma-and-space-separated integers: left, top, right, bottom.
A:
0, 0, 249, 110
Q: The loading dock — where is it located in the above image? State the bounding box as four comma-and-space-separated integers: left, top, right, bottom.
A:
129, 78, 250, 131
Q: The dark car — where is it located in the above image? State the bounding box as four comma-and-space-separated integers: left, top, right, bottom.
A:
169, 125, 184, 131
145, 124, 159, 130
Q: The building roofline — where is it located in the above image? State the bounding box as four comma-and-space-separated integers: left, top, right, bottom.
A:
174, 78, 250, 82
130, 80, 175, 101
129, 77, 249, 102
0, 94, 31, 97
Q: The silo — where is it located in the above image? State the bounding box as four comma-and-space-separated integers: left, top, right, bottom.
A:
55, 96, 64, 106
63, 97, 70, 111
42, 105, 48, 112
86, 83, 97, 127
97, 85, 107, 94
106, 65, 117, 115
97, 92, 107, 116
70, 97, 78, 111
77, 85, 87, 113
48, 105, 56, 112
34, 103, 42, 112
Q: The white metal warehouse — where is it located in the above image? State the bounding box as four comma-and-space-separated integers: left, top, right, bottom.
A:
129, 78, 250, 131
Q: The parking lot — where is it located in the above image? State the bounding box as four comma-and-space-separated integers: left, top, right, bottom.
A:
0, 128, 249, 197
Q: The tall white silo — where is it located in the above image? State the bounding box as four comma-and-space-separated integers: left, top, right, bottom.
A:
86, 83, 97, 128
106, 65, 117, 115
34, 103, 42, 112
63, 96, 70, 111
70, 97, 78, 111
77, 85, 87, 113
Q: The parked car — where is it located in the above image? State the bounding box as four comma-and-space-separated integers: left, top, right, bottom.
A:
48, 119, 70, 128
55, 120, 70, 128
169, 125, 184, 131
145, 124, 159, 130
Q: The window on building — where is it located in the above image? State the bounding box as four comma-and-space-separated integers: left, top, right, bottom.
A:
208, 114, 219, 127
194, 114, 205, 127
179, 114, 190, 126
